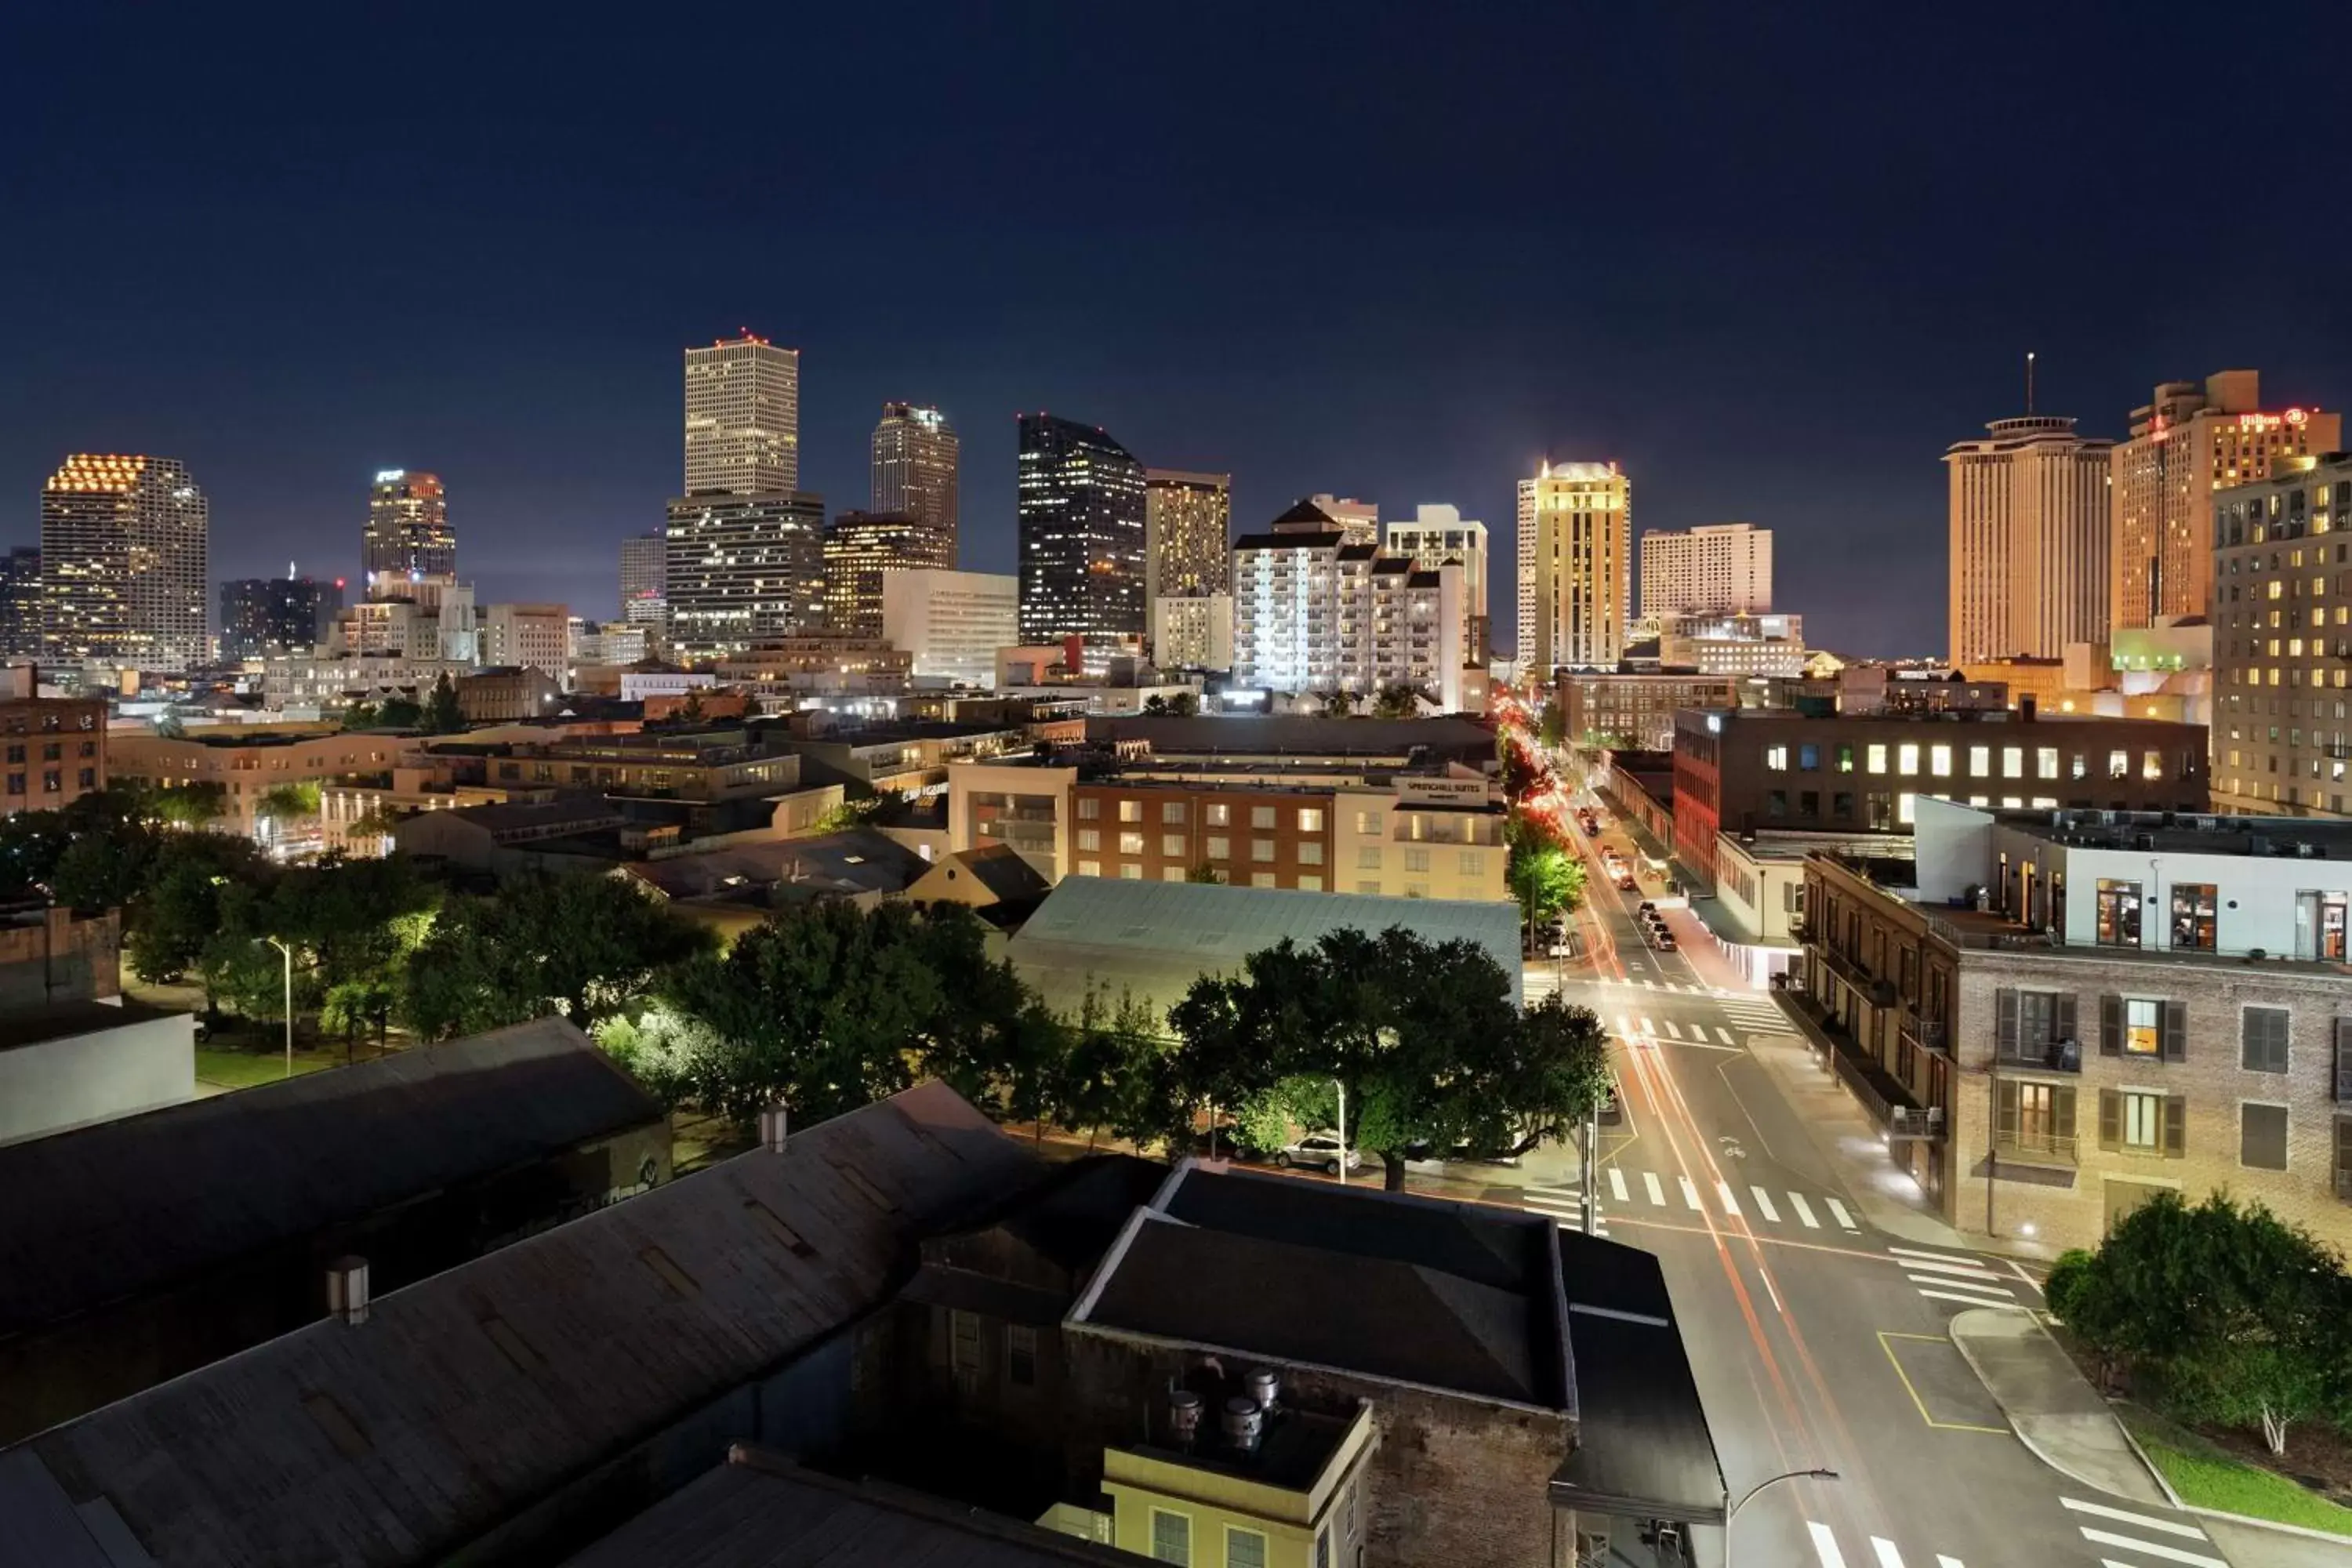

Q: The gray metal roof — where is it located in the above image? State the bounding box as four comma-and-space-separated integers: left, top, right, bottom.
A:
0, 1082, 1036, 1568
0, 1017, 660, 1342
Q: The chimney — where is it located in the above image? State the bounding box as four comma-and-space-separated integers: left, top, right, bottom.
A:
1245, 1367, 1280, 1414
1221, 1395, 1264, 1454
1167, 1388, 1203, 1451
326, 1256, 370, 1325
759, 1104, 789, 1152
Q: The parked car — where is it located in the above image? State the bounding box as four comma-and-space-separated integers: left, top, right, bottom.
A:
1275, 1133, 1362, 1174
1617, 873, 1639, 891
1635, 901, 1657, 916
1648, 927, 1678, 952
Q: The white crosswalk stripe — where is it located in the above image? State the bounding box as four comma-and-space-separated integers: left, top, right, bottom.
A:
1643, 1171, 1664, 1205
1825, 1196, 1859, 1230
1790, 1192, 1820, 1228
1663, 1020, 1682, 1039
1679, 1174, 1704, 1210
1640, 1017, 1656, 1036
1538, 1166, 1867, 1231
1716, 1181, 1742, 1216
2060, 1497, 2211, 1540
1808, 1521, 1848, 1567
1607, 1167, 1628, 1202
1870, 1540, 1904, 1568
1803, 1522, 1969, 1568
1750, 1186, 1780, 1222
2077, 1531, 2223, 1567
1716, 1026, 1737, 1044
1890, 1244, 2024, 1311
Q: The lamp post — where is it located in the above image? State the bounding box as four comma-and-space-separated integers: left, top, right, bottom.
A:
1334, 1079, 1347, 1187
1722, 1467, 1838, 1568
262, 936, 292, 1078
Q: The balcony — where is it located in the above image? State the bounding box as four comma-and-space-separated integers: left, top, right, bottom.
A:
1899, 1011, 1948, 1058
1997, 1037, 2082, 1073
1994, 1129, 2078, 1166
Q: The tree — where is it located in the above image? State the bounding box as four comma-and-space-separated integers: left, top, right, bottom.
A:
1185, 862, 1224, 884
1371, 683, 1421, 720
1165, 691, 1200, 717
676, 689, 708, 724
423, 671, 464, 735
341, 700, 380, 731
153, 710, 187, 740
402, 873, 708, 1040
151, 780, 227, 828
256, 780, 322, 824
1049, 985, 1167, 1151
379, 695, 423, 728
124, 833, 272, 984
1316, 688, 1359, 718
1142, 695, 1171, 717
1508, 840, 1582, 936
1537, 702, 1566, 751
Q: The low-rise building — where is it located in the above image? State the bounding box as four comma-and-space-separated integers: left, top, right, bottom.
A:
109, 726, 422, 842
881, 568, 1017, 688
0, 670, 105, 815
456, 664, 563, 722
1146, 592, 1232, 673
1654, 612, 1807, 677
1671, 706, 2209, 891
0, 999, 194, 1148
1785, 799, 2352, 1250
1557, 670, 1739, 750
1231, 509, 1467, 709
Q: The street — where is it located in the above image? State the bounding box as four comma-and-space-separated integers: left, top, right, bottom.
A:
1458, 767, 2243, 1568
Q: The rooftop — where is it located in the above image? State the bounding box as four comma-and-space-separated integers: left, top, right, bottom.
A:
1990, 807, 2352, 861
622, 829, 930, 902
0, 997, 183, 1054
1085, 714, 1495, 758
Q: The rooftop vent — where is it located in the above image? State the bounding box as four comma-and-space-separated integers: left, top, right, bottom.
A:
759, 1104, 789, 1153
1221, 1395, 1265, 1454
326, 1256, 370, 1326
1168, 1387, 1203, 1450
1246, 1367, 1280, 1414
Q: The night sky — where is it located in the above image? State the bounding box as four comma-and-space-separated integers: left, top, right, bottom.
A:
5, 4, 2348, 654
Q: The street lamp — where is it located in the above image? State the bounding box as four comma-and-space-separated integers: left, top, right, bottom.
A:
261, 936, 292, 1078
1723, 1468, 1838, 1568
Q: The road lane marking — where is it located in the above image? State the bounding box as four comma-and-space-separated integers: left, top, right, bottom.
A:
1826, 1197, 1859, 1230
1878, 1331, 2009, 1435
1608, 1167, 1629, 1202
1716, 1181, 1741, 1216
1716, 1026, 1736, 1044
1640, 1017, 1656, 1035
1871, 1540, 1905, 1568
1616, 1014, 1632, 1036
2060, 1499, 2208, 1539
1807, 1521, 1848, 1567
1679, 1175, 1703, 1210
1750, 1186, 1781, 1222
1790, 1193, 1820, 1228
1643, 1171, 1664, 1205
1907, 1273, 2012, 1298
1939, 1559, 1963, 1568
2076, 1530, 2223, 1567
1889, 1245, 1992, 1265
1664, 1020, 1682, 1039
1897, 1257, 2004, 1279
1918, 1288, 2027, 1310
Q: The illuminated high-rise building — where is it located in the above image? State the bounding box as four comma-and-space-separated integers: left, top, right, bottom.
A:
1383, 504, 1489, 661
1638, 522, 1772, 617
822, 510, 954, 636
219, 574, 344, 659
684, 333, 799, 495
0, 547, 39, 661
40, 454, 209, 673
664, 492, 827, 659
1945, 416, 2111, 662
870, 403, 959, 556
1305, 494, 1380, 546
2111, 372, 2338, 630
1015, 414, 1147, 644
1515, 462, 1630, 672
1145, 469, 1232, 604
363, 470, 456, 591
619, 531, 666, 604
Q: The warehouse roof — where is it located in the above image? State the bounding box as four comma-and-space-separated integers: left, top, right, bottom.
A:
0, 1017, 659, 1342
0, 1082, 1036, 1568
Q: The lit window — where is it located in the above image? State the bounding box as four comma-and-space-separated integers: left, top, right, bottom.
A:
1076, 859, 1102, 877
1162, 833, 1185, 858
1897, 743, 1919, 776
1119, 832, 1145, 855
2002, 746, 2024, 779
1119, 800, 1142, 823
2036, 747, 2058, 779
1969, 745, 1991, 777
1298, 808, 1323, 833
1867, 744, 1888, 775
1929, 744, 1952, 778
1251, 839, 1275, 862
1205, 835, 1230, 860
1252, 806, 1275, 829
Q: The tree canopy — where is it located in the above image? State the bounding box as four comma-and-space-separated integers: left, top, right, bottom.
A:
423, 671, 464, 734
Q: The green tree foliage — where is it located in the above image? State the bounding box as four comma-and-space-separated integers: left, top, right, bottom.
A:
124, 833, 274, 984
1498, 735, 1551, 804
1537, 702, 1566, 751
401, 873, 709, 1040
151, 781, 227, 827
1508, 841, 1582, 935
379, 695, 423, 728
1160, 927, 1613, 1189
1316, 688, 1358, 718
341, 700, 380, 731
1370, 684, 1421, 720
1185, 862, 1224, 884
2049, 1192, 2351, 1457
255, 780, 323, 822
1048, 985, 1169, 1151
423, 671, 464, 735
1164, 691, 1200, 717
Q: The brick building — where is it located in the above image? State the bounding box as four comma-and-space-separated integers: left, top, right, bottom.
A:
1671, 706, 2208, 891
1556, 670, 1737, 751
1787, 800, 2352, 1250
0, 673, 105, 815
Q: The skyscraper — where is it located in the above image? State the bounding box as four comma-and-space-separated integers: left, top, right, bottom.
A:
1944, 416, 2112, 662
1515, 462, 1630, 672
619, 530, 666, 604
1638, 523, 1773, 617
1382, 504, 1488, 660
663, 492, 827, 659
870, 403, 960, 555
684, 333, 800, 495
0, 547, 39, 660
1144, 470, 1232, 604
363, 470, 456, 592
40, 454, 209, 673
823, 510, 955, 635
2110, 372, 2338, 631
219, 575, 345, 659
1015, 414, 1147, 644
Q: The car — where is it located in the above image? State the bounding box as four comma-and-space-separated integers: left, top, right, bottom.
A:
1648, 929, 1678, 952
1275, 1133, 1362, 1174
1617, 873, 1638, 891
1546, 935, 1573, 958
1635, 901, 1657, 916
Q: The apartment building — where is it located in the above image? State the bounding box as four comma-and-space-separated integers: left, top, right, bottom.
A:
467, 728, 800, 803
110, 728, 419, 840
1654, 613, 1807, 677
2210, 450, 2352, 818
1671, 706, 2209, 891
1231, 515, 1465, 707
481, 603, 569, 678
1789, 800, 2352, 1250
1555, 670, 1739, 751
0, 677, 107, 815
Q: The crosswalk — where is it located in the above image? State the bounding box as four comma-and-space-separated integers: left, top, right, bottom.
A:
2059, 1495, 2225, 1568
1886, 1243, 2030, 1312
1519, 1169, 1862, 1235
1803, 1519, 1965, 1567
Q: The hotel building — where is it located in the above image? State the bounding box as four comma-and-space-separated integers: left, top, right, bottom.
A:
39, 454, 209, 673
1945, 416, 2111, 662
1638, 522, 1772, 616
362, 470, 456, 590
1515, 462, 1629, 673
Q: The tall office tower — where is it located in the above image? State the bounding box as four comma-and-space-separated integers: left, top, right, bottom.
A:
219, 575, 344, 659
684, 332, 800, 495
870, 403, 960, 555
2111, 372, 2338, 631
1015, 414, 1147, 644
619, 530, 666, 604
663, 492, 827, 659
1144, 469, 1232, 608
1944, 416, 2113, 663
40, 455, 209, 673
1638, 522, 1773, 616
0, 547, 39, 659
1305, 494, 1380, 546
822, 510, 954, 636
1382, 504, 1489, 660
363, 470, 456, 591
1514, 461, 1630, 672
482, 603, 571, 677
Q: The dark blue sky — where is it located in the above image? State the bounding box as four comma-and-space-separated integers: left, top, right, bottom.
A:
5, 3, 2348, 652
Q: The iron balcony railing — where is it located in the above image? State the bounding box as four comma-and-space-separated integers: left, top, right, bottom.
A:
1995, 1129, 2078, 1164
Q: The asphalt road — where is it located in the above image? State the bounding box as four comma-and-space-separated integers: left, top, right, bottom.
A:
1496, 785, 2244, 1568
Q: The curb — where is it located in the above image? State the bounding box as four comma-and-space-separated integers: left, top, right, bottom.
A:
1945, 1310, 2171, 1508
2110, 1407, 2187, 1510
2111, 1404, 2352, 1552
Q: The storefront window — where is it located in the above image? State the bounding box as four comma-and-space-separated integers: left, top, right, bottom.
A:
2096, 879, 2143, 947
2169, 884, 2216, 951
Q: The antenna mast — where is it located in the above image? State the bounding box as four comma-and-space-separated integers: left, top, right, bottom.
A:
2026, 351, 2037, 416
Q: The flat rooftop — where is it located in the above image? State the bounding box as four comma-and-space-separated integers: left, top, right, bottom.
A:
1991, 808, 2352, 861
0, 998, 183, 1053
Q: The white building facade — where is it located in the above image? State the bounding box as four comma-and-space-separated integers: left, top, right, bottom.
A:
881, 568, 1018, 689
1232, 532, 1465, 708
1382, 504, 1488, 660
1638, 522, 1772, 616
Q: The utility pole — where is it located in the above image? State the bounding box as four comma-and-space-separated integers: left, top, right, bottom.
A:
263, 935, 292, 1078
1334, 1080, 1348, 1187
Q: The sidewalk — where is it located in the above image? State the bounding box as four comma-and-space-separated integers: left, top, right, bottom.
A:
1947, 1308, 2170, 1505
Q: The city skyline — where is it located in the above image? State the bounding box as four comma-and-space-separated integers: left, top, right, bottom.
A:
9, 10, 2348, 655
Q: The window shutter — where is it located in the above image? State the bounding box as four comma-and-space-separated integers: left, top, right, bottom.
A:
1996, 1081, 2019, 1142
2336, 1021, 2352, 1103
2054, 1086, 2077, 1138
1995, 988, 2020, 1059
2098, 1089, 2120, 1152
2100, 994, 2122, 1056
2161, 1000, 2188, 1063
2053, 993, 2078, 1047
2163, 1094, 2187, 1159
